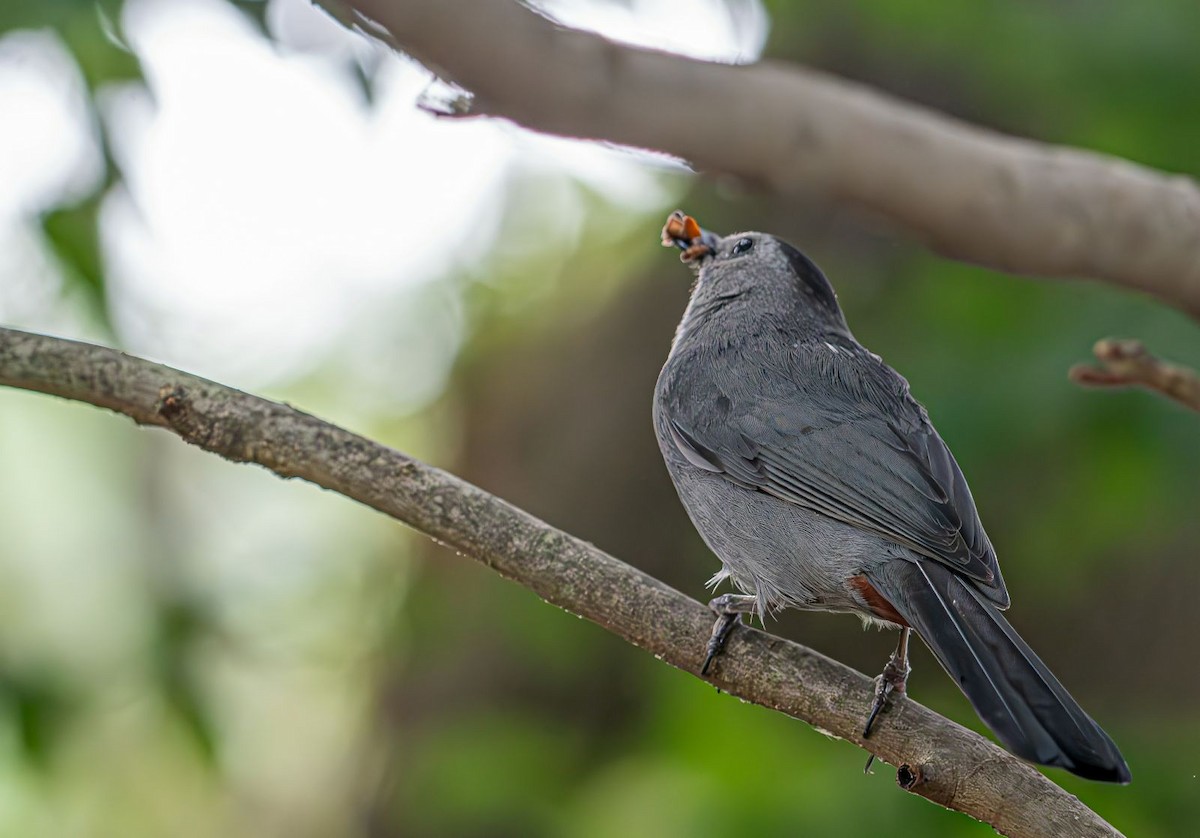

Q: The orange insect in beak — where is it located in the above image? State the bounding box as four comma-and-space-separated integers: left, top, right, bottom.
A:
661, 210, 718, 263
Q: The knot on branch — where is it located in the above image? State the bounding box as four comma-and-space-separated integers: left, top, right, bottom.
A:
155, 381, 262, 465
897, 762, 928, 791
157, 384, 190, 421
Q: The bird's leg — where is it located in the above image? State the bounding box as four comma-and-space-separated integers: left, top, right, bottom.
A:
862, 628, 911, 773
701, 593, 758, 675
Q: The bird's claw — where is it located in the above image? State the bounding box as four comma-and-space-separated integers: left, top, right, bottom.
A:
701, 612, 740, 676
861, 650, 911, 773
700, 593, 755, 676
863, 656, 910, 737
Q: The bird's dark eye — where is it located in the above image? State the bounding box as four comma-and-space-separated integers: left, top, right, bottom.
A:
731, 237, 754, 256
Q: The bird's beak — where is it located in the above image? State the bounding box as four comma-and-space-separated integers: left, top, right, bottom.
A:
661, 210, 720, 263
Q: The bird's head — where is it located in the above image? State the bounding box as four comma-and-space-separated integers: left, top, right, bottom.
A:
661, 210, 849, 338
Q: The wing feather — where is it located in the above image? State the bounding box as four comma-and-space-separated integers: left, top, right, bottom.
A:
663, 341, 1007, 603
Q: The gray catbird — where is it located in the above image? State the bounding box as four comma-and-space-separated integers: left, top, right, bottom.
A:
654, 211, 1130, 783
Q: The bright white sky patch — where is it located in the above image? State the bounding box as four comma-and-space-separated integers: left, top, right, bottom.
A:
101, 0, 517, 385
0, 30, 103, 327
0, 0, 763, 393
0, 30, 102, 220
531, 0, 769, 63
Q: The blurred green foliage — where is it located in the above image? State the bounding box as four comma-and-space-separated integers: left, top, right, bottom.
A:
1, 0, 1198, 836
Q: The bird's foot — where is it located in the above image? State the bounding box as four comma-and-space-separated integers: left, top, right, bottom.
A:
862, 629, 912, 774
863, 653, 910, 737
701, 593, 757, 676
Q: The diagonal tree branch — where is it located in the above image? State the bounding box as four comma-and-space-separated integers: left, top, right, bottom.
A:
333, 0, 1200, 318
0, 326, 1122, 837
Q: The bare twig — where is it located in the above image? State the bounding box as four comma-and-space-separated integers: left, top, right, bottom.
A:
1070, 338, 1200, 412
0, 326, 1122, 837
332, 0, 1200, 317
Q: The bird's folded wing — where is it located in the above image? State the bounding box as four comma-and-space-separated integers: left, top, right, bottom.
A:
665, 346, 1006, 602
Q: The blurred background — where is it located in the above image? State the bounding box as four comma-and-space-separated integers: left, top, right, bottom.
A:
1, 0, 1198, 835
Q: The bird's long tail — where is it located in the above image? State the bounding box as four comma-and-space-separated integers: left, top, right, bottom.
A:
867, 559, 1130, 783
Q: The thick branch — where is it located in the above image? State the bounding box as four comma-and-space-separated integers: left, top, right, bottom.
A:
1070, 338, 1200, 412
339, 0, 1200, 317
0, 327, 1121, 836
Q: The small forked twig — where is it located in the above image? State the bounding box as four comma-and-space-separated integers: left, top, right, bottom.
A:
1069, 338, 1200, 413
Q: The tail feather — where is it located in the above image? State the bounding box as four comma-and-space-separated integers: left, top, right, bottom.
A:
868, 559, 1130, 783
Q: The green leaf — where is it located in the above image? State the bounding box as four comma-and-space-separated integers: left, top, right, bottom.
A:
0, 669, 75, 769
153, 599, 219, 764
42, 191, 106, 301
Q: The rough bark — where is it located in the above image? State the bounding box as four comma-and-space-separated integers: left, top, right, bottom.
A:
0, 326, 1122, 837
336, 0, 1200, 318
